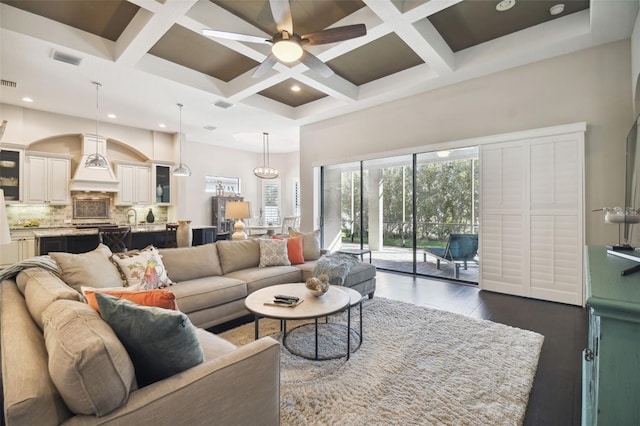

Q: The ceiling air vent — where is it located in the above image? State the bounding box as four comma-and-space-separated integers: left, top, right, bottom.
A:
203, 125, 217, 131
1, 80, 17, 88
213, 100, 234, 109
51, 49, 83, 66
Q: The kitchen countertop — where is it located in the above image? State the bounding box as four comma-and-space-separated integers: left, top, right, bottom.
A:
13, 224, 173, 238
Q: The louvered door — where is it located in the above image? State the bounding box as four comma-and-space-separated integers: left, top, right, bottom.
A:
480, 132, 584, 305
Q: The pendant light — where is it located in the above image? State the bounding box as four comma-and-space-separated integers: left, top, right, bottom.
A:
84, 81, 109, 169
254, 132, 278, 179
172, 103, 192, 177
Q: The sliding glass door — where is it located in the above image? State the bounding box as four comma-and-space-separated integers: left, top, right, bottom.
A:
362, 155, 414, 273
320, 147, 479, 283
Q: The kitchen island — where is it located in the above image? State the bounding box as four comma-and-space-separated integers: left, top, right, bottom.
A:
31, 224, 217, 255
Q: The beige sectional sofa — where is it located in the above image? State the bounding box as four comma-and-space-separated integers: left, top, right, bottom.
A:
1, 237, 376, 425
161, 238, 376, 329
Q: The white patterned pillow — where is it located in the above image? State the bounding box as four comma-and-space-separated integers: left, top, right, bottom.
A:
111, 246, 172, 289
258, 238, 291, 268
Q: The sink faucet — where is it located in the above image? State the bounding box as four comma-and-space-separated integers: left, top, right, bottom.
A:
126, 208, 137, 226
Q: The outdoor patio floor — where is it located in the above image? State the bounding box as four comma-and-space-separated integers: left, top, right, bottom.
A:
339, 243, 479, 284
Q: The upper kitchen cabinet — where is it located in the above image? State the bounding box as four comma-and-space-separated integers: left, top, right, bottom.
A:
115, 161, 152, 206
24, 153, 72, 205
153, 163, 172, 205
0, 145, 23, 203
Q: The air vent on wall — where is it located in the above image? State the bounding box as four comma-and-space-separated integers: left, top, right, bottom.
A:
51, 49, 83, 66
1, 80, 17, 88
203, 125, 217, 131
213, 100, 234, 109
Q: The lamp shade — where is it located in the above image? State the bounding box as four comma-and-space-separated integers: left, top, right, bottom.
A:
0, 189, 11, 245
226, 201, 250, 219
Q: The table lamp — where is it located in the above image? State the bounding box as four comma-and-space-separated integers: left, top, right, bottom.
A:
0, 189, 11, 245
226, 201, 251, 240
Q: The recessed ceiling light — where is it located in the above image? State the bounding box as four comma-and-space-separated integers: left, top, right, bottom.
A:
159, 123, 166, 128
496, 0, 516, 12
549, 4, 565, 15
22, 97, 33, 103
107, 113, 117, 119
291, 85, 301, 92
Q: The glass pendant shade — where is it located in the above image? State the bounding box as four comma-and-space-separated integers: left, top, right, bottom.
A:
85, 81, 109, 170
254, 132, 278, 179
173, 103, 191, 177
172, 162, 192, 177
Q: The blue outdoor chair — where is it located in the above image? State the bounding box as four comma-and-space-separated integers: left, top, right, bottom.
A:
423, 234, 478, 279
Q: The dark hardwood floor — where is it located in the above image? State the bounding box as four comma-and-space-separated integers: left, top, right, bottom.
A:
374, 271, 588, 426
211, 270, 588, 425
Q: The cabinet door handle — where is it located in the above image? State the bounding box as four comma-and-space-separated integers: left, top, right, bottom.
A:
584, 348, 594, 361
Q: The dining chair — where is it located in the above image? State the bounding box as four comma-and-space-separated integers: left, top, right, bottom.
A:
165, 223, 179, 248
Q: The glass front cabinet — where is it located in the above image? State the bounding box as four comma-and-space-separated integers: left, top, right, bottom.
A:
153, 164, 172, 205
0, 146, 23, 202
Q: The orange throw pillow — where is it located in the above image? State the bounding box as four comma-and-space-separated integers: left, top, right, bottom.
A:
83, 288, 179, 312
273, 235, 305, 264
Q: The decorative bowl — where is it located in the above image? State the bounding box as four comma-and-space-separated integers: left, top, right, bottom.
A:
305, 277, 329, 297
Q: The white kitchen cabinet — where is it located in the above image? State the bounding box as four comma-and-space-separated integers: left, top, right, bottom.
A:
116, 162, 152, 206
24, 154, 71, 205
0, 233, 35, 268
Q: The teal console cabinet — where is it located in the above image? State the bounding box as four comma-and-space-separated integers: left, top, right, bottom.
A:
583, 246, 640, 425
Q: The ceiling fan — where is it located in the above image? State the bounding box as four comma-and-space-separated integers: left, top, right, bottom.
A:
203, 0, 366, 78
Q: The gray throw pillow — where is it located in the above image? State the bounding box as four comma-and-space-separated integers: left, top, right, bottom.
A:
95, 293, 204, 387
258, 238, 291, 267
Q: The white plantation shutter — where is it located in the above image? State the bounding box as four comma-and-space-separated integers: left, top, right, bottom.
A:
480, 132, 584, 305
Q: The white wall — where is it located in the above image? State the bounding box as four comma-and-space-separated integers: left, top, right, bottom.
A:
300, 40, 633, 245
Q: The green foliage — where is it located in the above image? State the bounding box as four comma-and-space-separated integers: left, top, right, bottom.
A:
338, 158, 479, 247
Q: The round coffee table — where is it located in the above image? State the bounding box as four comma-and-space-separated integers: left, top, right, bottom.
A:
245, 283, 355, 360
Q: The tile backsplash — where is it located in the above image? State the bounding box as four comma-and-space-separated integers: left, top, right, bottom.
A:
6, 195, 169, 228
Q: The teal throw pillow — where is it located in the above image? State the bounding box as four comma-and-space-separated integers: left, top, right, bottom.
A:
95, 292, 204, 387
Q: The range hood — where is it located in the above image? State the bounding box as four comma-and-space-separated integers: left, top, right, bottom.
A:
69, 134, 119, 192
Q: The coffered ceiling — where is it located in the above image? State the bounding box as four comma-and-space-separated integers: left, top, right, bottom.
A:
0, 0, 636, 152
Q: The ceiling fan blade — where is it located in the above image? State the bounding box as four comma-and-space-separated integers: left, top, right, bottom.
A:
299, 51, 334, 78
202, 29, 269, 44
252, 54, 279, 79
270, 0, 293, 34
303, 24, 367, 45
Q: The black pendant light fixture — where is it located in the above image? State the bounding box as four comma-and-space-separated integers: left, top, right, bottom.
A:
254, 132, 278, 179
172, 103, 192, 177
84, 81, 109, 169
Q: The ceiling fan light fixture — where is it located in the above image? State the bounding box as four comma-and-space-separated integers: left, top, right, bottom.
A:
272, 39, 303, 62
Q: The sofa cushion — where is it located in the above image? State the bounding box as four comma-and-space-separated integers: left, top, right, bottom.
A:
82, 287, 179, 312
24, 271, 82, 330
42, 299, 136, 417
273, 235, 305, 264
258, 238, 291, 267
111, 246, 173, 288
225, 266, 302, 294
96, 293, 205, 387
194, 328, 237, 361
216, 239, 260, 274
1, 280, 72, 426
159, 243, 223, 282
169, 276, 247, 314
288, 229, 322, 260
296, 259, 376, 288
50, 244, 123, 292
16, 266, 49, 295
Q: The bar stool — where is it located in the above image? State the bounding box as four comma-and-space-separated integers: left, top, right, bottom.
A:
98, 226, 132, 253
165, 223, 178, 248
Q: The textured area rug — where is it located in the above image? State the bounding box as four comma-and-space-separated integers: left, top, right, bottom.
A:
221, 297, 544, 425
